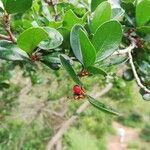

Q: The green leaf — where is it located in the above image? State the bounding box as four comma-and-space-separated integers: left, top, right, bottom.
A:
0, 40, 29, 61
136, 0, 150, 26
63, 9, 83, 30
49, 21, 62, 29
41, 53, 61, 64
3, 0, 33, 14
60, 54, 82, 85
87, 96, 121, 116
91, 1, 111, 33
0, 7, 4, 13
99, 54, 128, 67
137, 26, 150, 34
17, 27, 48, 53
58, 27, 70, 49
38, 27, 63, 50
87, 66, 107, 76
79, 29, 96, 67
92, 21, 122, 61
70, 24, 84, 63
121, 0, 135, 3
41, 53, 61, 70
91, 0, 106, 12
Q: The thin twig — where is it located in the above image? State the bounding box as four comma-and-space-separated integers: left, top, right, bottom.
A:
46, 83, 113, 150
112, 44, 135, 56
0, 33, 11, 41
128, 51, 150, 93
113, 43, 150, 93
3, 13, 16, 43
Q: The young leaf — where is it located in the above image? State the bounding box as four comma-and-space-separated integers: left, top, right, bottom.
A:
91, 0, 106, 12
17, 27, 48, 53
87, 66, 107, 76
0, 40, 29, 61
91, 1, 111, 33
92, 21, 122, 62
63, 10, 83, 30
3, 0, 33, 14
38, 27, 63, 50
60, 55, 82, 85
70, 24, 84, 63
136, 0, 150, 26
79, 29, 96, 67
87, 96, 121, 116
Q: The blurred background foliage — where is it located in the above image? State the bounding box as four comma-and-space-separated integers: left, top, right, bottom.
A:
0, 0, 150, 149
0, 59, 150, 149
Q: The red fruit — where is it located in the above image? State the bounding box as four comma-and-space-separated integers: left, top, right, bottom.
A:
73, 85, 82, 95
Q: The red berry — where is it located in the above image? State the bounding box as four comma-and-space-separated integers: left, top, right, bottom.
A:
73, 85, 82, 95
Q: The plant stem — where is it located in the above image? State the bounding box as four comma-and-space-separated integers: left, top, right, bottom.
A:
3, 12, 16, 43
128, 51, 150, 93
0, 33, 11, 41
112, 44, 135, 56
113, 43, 150, 93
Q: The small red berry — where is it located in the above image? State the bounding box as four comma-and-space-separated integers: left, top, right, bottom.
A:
73, 85, 82, 95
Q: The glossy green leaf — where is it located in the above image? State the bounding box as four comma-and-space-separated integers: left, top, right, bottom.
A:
0, 40, 29, 61
63, 9, 83, 30
38, 27, 63, 50
136, 0, 150, 26
92, 21, 122, 61
70, 24, 84, 63
3, 0, 33, 14
17, 27, 48, 53
87, 96, 121, 116
60, 55, 82, 85
87, 66, 107, 76
79, 29, 96, 67
91, 0, 106, 12
91, 1, 111, 33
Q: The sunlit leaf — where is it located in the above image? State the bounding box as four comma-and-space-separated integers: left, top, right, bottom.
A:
17, 27, 48, 53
